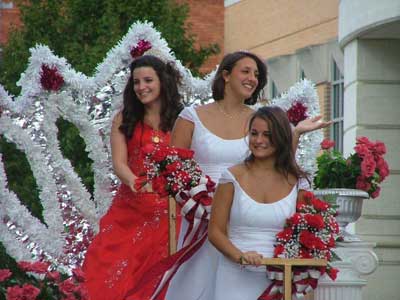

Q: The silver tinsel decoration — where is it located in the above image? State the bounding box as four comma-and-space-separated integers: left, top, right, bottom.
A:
0, 22, 322, 272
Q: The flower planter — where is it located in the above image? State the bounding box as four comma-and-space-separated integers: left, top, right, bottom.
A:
313, 188, 369, 242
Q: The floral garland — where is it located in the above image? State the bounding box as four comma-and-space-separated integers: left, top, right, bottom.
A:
259, 191, 339, 300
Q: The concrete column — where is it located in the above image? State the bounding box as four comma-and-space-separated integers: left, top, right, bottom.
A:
342, 38, 400, 299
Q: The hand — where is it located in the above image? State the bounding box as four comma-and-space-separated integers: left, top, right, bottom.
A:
131, 176, 153, 193
240, 251, 264, 266
294, 115, 332, 135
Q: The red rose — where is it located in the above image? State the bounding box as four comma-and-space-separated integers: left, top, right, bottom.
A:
299, 248, 313, 259
7, 284, 41, 300
152, 176, 168, 197
176, 148, 195, 160
327, 235, 336, 247
72, 267, 86, 282
327, 267, 339, 280
311, 198, 329, 211
277, 227, 293, 242
274, 244, 285, 256
304, 214, 325, 230
165, 161, 182, 174
299, 230, 326, 250
0, 269, 12, 282
288, 213, 303, 226
152, 148, 170, 163
320, 139, 335, 150
130, 39, 152, 58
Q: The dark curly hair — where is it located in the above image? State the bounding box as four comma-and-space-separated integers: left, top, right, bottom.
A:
119, 55, 184, 139
212, 51, 267, 105
245, 106, 309, 182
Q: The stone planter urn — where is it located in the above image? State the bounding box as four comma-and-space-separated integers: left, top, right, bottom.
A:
312, 188, 369, 242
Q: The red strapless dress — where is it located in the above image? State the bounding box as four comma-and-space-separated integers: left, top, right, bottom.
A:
83, 122, 175, 300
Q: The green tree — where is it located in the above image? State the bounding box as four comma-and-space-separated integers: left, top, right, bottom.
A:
0, 0, 219, 271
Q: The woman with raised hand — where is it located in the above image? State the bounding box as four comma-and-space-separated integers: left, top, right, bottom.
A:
166, 51, 328, 300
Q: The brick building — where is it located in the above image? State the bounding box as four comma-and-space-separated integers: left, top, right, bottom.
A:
0, 0, 20, 46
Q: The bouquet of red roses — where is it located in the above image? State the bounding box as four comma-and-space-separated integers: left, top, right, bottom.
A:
137, 144, 215, 246
259, 191, 339, 300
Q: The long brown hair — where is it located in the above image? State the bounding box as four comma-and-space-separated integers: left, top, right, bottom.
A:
245, 106, 309, 182
119, 55, 184, 139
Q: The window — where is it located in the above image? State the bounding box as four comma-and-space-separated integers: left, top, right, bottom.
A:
271, 81, 278, 99
300, 69, 306, 80
331, 60, 344, 152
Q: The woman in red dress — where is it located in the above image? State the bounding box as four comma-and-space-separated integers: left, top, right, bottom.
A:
82, 55, 183, 300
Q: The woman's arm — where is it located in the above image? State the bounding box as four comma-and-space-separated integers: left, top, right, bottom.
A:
208, 182, 263, 265
292, 115, 332, 151
110, 113, 137, 192
170, 117, 194, 149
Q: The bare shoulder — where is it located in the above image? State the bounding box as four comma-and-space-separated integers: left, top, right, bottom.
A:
195, 103, 216, 115
228, 163, 247, 179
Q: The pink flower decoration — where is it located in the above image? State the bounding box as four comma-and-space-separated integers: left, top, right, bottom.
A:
287, 101, 308, 126
320, 139, 335, 150
0, 269, 12, 282
130, 39, 152, 58
354, 143, 371, 158
373, 141, 386, 156
40, 64, 64, 91
7, 284, 40, 300
371, 186, 381, 199
360, 155, 376, 178
18, 261, 50, 274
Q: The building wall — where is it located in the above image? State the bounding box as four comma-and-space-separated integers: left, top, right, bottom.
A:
225, 0, 339, 59
179, 0, 224, 74
0, 1, 21, 45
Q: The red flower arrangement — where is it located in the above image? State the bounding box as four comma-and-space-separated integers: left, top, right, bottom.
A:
0, 261, 88, 300
130, 39, 152, 58
259, 191, 339, 300
40, 64, 64, 91
138, 144, 215, 247
286, 101, 308, 126
314, 136, 390, 198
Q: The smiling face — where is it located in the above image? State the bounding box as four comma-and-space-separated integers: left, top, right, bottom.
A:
248, 116, 276, 160
132, 66, 161, 106
223, 57, 259, 100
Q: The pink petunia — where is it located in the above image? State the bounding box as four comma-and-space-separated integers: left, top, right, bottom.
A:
0, 269, 12, 282
320, 139, 335, 150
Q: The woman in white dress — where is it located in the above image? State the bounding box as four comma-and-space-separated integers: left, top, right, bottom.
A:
208, 106, 309, 300
166, 51, 328, 300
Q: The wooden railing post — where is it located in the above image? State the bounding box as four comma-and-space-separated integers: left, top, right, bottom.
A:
257, 258, 328, 300
168, 196, 177, 255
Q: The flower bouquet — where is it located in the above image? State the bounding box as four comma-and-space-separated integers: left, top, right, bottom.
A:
0, 261, 87, 300
314, 136, 389, 198
259, 191, 339, 300
137, 144, 215, 247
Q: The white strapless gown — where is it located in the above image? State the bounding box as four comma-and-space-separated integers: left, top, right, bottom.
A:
214, 169, 298, 300
166, 106, 249, 300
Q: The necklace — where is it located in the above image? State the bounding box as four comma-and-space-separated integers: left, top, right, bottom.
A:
151, 129, 163, 144
216, 101, 246, 119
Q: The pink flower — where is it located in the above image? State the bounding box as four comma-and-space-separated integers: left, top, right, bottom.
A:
18, 261, 50, 274
0, 269, 12, 282
72, 267, 85, 282
373, 141, 386, 156
320, 139, 335, 150
354, 143, 371, 158
371, 186, 381, 199
46, 271, 61, 282
376, 157, 390, 181
360, 155, 376, 178
356, 136, 373, 147
356, 176, 371, 192
40, 64, 64, 91
7, 284, 40, 300
59, 278, 77, 296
